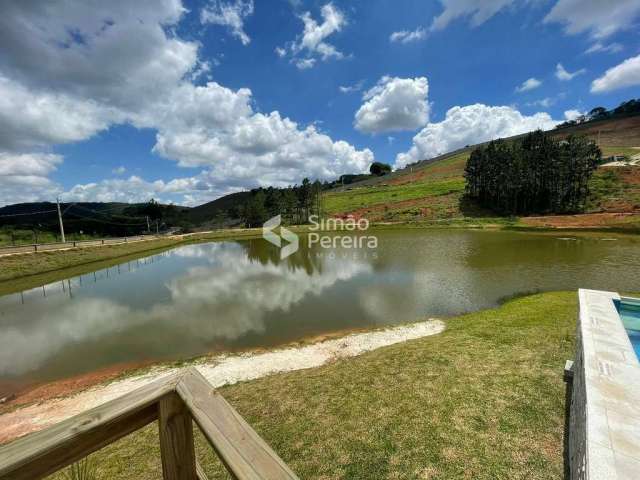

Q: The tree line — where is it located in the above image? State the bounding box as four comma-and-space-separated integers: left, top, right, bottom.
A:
464, 131, 601, 215
557, 98, 640, 128
238, 178, 325, 227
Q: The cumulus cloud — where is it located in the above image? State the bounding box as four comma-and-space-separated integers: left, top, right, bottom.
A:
555, 63, 586, 81
544, 0, 640, 39
354, 76, 430, 134
430, 0, 515, 31
395, 104, 559, 167
585, 42, 623, 55
515, 77, 542, 92
201, 0, 254, 46
0, 76, 120, 151
0, 0, 372, 206
0, 153, 62, 205
591, 54, 640, 93
277, 3, 347, 68
112, 166, 126, 175
564, 109, 584, 121
390, 27, 426, 44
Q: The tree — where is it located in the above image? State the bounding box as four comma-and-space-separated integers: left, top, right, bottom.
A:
464, 131, 601, 215
588, 107, 608, 121
242, 190, 268, 227
370, 162, 392, 176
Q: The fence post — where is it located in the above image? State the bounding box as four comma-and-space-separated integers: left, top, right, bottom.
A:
102, 239, 105, 245
158, 393, 197, 480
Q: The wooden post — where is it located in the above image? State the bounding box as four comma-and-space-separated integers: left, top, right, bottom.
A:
158, 393, 197, 480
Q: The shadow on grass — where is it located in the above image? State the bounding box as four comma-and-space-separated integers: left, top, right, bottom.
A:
564, 375, 572, 480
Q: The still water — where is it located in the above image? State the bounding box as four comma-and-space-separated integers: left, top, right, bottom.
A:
1, 229, 639, 393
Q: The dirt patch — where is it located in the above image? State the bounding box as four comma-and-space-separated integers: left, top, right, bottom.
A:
0, 320, 445, 445
0, 360, 154, 413
521, 212, 640, 228
554, 115, 640, 146
333, 193, 462, 222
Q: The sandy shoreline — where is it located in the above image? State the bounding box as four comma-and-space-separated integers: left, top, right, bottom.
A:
0, 319, 445, 444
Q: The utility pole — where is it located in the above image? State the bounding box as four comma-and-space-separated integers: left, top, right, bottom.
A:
56, 197, 66, 243
146, 216, 151, 233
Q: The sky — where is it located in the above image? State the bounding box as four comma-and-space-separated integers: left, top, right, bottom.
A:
0, 0, 639, 207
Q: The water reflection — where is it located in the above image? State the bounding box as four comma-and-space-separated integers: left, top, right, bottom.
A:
1, 229, 639, 391
0, 242, 370, 387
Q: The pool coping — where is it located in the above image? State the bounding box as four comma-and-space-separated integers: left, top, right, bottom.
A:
574, 289, 640, 479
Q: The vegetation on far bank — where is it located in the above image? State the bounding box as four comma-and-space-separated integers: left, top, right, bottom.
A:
47, 290, 579, 480
0, 229, 266, 295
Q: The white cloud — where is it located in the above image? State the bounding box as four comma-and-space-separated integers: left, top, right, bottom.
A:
278, 3, 347, 69
354, 76, 430, 134
564, 109, 584, 121
201, 0, 254, 46
339, 80, 364, 94
544, 0, 640, 39
585, 42, 623, 55
112, 166, 126, 175
295, 58, 316, 70
430, 0, 515, 31
390, 27, 426, 44
396, 104, 559, 167
0, 76, 121, 151
0, 153, 62, 205
515, 77, 542, 92
0, 0, 373, 206
591, 54, 640, 93
527, 97, 554, 108
555, 63, 586, 81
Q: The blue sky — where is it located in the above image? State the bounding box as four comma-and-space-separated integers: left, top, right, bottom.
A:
0, 0, 639, 207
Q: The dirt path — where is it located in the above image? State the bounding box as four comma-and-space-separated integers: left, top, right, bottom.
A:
520, 212, 640, 228
0, 319, 445, 444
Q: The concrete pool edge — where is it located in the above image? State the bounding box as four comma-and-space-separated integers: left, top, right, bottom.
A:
571, 289, 640, 479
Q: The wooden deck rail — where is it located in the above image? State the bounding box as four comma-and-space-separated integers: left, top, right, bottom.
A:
0, 368, 299, 480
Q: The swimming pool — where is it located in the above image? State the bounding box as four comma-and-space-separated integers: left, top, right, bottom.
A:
616, 297, 640, 360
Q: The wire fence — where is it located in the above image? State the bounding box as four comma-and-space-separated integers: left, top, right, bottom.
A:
0, 234, 162, 256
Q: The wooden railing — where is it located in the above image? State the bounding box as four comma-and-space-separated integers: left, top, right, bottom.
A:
0, 368, 298, 480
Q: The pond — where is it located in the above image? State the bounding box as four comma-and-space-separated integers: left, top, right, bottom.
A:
1, 229, 640, 395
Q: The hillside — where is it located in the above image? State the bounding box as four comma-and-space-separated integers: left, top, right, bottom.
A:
323, 115, 640, 228
0, 201, 191, 242
185, 191, 252, 225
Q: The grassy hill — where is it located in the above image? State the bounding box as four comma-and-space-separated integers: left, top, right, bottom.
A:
324, 115, 640, 228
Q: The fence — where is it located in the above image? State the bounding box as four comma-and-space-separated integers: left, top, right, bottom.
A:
0, 367, 298, 480
0, 235, 161, 256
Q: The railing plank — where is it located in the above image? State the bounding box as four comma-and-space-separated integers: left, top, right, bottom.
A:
177, 369, 299, 480
159, 393, 197, 480
0, 373, 180, 480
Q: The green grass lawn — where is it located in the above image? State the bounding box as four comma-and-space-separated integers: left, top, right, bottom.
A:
324, 178, 466, 215
50, 291, 578, 480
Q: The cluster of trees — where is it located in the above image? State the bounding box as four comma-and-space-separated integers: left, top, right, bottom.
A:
238, 178, 325, 227
464, 131, 601, 215
557, 98, 640, 128
370, 162, 392, 176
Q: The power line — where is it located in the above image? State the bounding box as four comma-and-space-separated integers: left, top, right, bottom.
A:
0, 209, 57, 218
71, 204, 147, 220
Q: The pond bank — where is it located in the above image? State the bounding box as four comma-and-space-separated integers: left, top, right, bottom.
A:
37, 291, 579, 480
0, 319, 445, 444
